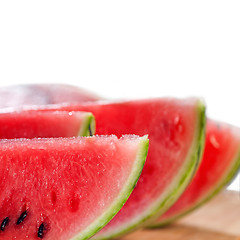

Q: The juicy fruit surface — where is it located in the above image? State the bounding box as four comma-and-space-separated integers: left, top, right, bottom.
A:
152, 119, 240, 226
0, 84, 99, 109
51, 98, 205, 238
0, 111, 94, 138
0, 136, 148, 240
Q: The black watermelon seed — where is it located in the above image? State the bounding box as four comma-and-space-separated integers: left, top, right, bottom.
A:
16, 210, 28, 225
38, 223, 45, 239
0, 217, 9, 231
89, 125, 93, 136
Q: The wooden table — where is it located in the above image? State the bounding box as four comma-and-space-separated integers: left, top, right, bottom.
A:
122, 191, 240, 240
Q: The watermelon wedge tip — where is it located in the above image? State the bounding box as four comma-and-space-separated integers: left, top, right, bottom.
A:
148, 119, 240, 227
0, 110, 95, 139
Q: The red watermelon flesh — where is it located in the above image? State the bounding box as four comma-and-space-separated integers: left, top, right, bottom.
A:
0, 111, 95, 138
0, 84, 99, 109
149, 119, 240, 227
39, 98, 206, 239
0, 135, 148, 240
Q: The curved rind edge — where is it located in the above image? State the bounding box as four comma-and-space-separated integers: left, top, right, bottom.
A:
70, 136, 149, 240
146, 101, 208, 228
95, 100, 206, 239
78, 113, 96, 137
152, 137, 240, 227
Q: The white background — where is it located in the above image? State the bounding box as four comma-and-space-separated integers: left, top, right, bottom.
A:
0, 1, 239, 190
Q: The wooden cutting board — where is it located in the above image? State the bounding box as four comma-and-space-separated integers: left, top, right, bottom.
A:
121, 190, 240, 240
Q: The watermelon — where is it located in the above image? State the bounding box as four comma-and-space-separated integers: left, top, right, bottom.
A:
148, 119, 240, 227
37, 97, 206, 239
0, 135, 148, 240
0, 110, 95, 138
0, 84, 99, 110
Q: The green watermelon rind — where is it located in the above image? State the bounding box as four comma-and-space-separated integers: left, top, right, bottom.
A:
78, 113, 96, 136
149, 138, 240, 227
71, 136, 149, 240
94, 100, 206, 240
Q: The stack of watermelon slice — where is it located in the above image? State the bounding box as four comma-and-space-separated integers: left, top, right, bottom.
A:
0, 84, 239, 240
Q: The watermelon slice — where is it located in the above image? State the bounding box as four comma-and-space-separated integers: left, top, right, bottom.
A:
0, 84, 99, 109
0, 111, 95, 138
38, 98, 206, 239
0, 135, 148, 240
148, 119, 240, 227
